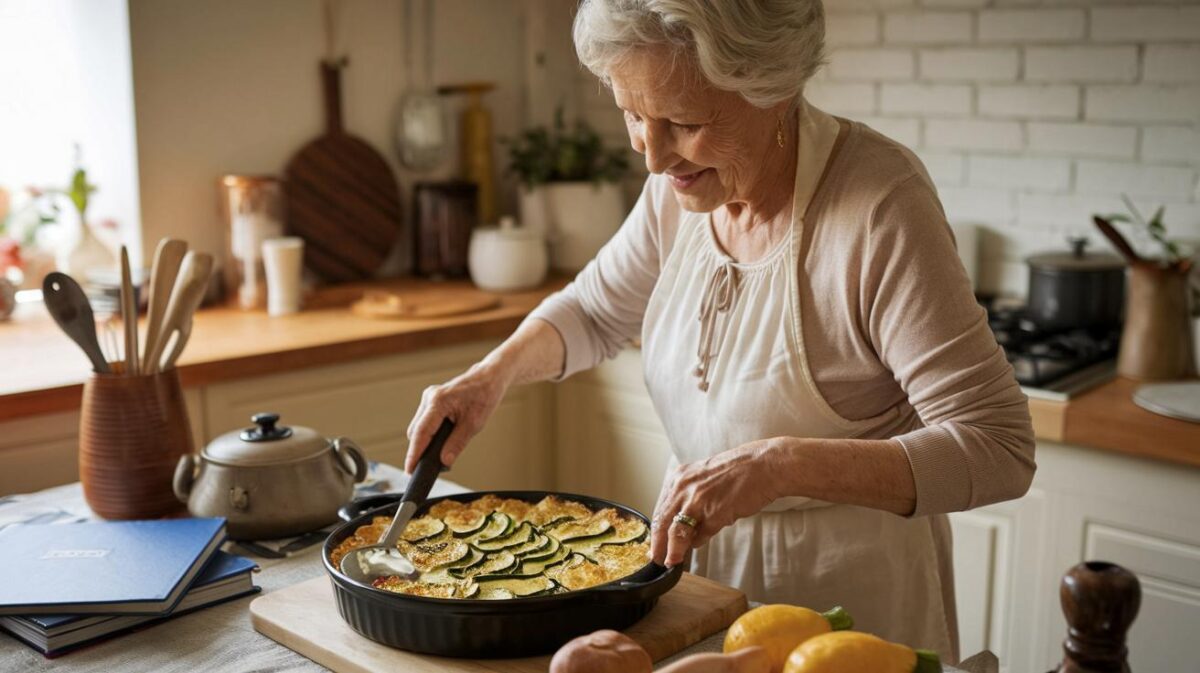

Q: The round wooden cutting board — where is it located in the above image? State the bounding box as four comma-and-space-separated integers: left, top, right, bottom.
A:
285, 60, 403, 283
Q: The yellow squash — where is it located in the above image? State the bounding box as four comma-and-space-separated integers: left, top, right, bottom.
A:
724, 604, 854, 673
783, 631, 942, 673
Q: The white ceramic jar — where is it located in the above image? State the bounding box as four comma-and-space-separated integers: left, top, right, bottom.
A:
468, 216, 548, 292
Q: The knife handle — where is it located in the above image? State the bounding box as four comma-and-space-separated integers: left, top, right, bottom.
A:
403, 419, 453, 504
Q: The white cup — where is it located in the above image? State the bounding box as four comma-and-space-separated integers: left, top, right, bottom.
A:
261, 237, 304, 316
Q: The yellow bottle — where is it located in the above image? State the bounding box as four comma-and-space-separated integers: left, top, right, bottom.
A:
724, 604, 854, 673
783, 631, 942, 673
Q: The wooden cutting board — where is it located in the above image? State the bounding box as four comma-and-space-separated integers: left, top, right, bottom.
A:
250, 573, 747, 673
350, 290, 500, 320
284, 60, 403, 283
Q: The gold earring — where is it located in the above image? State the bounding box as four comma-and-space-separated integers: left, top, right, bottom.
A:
776, 117, 785, 148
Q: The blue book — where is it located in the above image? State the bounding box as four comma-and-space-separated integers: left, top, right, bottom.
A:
0, 550, 259, 657
0, 517, 226, 616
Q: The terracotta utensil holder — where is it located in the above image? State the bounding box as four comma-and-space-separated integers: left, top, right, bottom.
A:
80, 367, 194, 519
1118, 264, 1197, 381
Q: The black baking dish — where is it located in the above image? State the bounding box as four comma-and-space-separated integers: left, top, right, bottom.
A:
322, 490, 683, 657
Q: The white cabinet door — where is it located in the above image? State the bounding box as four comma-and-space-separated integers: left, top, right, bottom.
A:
0, 410, 81, 496
556, 349, 672, 516
203, 341, 555, 492
1035, 442, 1200, 672
949, 487, 1052, 673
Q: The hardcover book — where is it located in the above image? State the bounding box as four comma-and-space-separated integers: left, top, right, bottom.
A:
0, 517, 226, 616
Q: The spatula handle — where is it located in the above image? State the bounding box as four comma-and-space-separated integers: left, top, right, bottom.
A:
403, 419, 453, 505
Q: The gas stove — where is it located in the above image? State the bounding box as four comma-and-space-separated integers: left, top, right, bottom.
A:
985, 299, 1119, 400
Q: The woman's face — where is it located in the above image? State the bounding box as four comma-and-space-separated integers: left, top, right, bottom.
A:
609, 47, 784, 213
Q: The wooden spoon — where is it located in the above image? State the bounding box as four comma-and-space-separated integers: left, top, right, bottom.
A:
145, 252, 213, 374
141, 238, 188, 372
1093, 215, 1149, 269
120, 246, 139, 376
41, 272, 111, 374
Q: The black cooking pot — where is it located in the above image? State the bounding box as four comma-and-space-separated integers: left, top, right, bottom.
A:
322, 490, 683, 658
1026, 238, 1125, 332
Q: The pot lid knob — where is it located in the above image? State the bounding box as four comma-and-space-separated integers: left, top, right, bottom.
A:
241, 412, 295, 442
1068, 236, 1088, 258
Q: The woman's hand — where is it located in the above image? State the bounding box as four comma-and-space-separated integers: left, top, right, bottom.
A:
650, 440, 783, 568
404, 362, 509, 473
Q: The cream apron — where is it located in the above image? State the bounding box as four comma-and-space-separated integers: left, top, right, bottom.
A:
640, 105, 958, 659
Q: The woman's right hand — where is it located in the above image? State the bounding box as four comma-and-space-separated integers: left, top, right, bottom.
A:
404, 362, 509, 473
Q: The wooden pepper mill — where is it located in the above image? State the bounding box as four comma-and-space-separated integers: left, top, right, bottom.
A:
1054, 561, 1141, 673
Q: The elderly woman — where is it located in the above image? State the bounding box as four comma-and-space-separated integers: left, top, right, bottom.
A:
404, 0, 1034, 660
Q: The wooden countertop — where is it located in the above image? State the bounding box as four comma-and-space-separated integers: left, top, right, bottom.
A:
1028, 380, 1200, 469
2, 276, 568, 422
5, 277, 1199, 470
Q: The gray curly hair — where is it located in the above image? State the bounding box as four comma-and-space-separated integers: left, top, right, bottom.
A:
573, 0, 826, 109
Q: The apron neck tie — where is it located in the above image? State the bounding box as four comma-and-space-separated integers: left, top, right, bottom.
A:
694, 261, 739, 392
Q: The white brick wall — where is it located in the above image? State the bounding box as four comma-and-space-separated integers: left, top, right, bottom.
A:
1025, 46, 1139, 83
919, 48, 1019, 81
978, 9, 1085, 43
812, 0, 1200, 295
564, 0, 1200, 297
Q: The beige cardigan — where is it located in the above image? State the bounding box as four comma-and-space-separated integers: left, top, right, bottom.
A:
528, 117, 1035, 518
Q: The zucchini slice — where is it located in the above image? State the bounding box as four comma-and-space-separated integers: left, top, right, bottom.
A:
519, 543, 570, 574
509, 533, 551, 557
474, 574, 557, 597
602, 519, 648, 546
472, 512, 514, 543
401, 517, 447, 543
540, 515, 578, 530
446, 510, 489, 537
476, 521, 535, 552
567, 519, 649, 553
555, 517, 613, 542
402, 538, 471, 571
460, 582, 480, 599
476, 549, 519, 575
520, 535, 561, 563
445, 546, 485, 572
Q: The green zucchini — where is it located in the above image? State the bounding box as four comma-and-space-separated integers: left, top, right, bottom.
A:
509, 533, 551, 557
445, 546, 485, 573
476, 549, 518, 575
555, 517, 613, 542
472, 512, 514, 543
519, 543, 570, 574
566, 519, 648, 553
520, 535, 561, 563
401, 517, 447, 543
460, 582, 480, 599
476, 521, 534, 552
447, 512, 489, 537
474, 574, 557, 597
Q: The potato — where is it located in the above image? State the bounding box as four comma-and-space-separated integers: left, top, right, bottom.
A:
549, 630, 652, 673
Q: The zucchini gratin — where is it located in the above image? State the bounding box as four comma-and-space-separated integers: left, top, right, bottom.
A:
329, 495, 650, 600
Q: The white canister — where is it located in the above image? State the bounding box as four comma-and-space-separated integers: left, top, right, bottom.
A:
468, 216, 548, 292
261, 237, 305, 316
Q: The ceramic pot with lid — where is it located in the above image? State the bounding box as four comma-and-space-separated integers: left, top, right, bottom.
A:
1027, 238, 1125, 332
174, 412, 367, 540
468, 215, 548, 292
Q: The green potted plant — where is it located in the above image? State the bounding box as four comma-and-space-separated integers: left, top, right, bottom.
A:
506, 107, 630, 272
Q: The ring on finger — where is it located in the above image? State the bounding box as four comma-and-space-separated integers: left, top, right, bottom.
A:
672, 512, 699, 528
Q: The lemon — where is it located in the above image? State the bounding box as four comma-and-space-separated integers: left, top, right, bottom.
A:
723, 604, 853, 673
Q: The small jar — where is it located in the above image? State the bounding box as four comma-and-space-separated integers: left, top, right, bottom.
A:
220, 176, 284, 309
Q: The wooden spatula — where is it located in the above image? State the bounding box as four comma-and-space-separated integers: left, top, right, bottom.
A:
145, 252, 213, 374
141, 238, 188, 371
